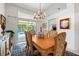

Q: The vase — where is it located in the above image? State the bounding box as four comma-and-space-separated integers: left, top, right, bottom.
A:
1, 23, 6, 35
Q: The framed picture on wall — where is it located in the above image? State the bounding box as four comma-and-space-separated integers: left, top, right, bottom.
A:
60, 18, 70, 29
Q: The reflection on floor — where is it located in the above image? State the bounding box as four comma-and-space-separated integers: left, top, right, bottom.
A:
11, 42, 79, 56
11, 42, 26, 56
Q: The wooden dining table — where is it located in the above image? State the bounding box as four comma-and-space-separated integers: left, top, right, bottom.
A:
32, 35, 55, 56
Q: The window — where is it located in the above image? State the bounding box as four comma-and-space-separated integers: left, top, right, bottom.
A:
17, 20, 36, 32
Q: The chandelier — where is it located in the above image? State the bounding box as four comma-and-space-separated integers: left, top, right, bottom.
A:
33, 3, 46, 20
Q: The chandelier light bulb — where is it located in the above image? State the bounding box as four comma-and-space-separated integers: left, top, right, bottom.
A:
33, 4, 46, 20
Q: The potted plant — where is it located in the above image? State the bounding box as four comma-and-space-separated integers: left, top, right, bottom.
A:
5, 30, 15, 38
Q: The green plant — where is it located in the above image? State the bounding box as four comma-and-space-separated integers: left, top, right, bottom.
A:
5, 30, 15, 38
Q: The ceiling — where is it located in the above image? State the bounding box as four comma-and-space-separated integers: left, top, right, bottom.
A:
6, 3, 67, 17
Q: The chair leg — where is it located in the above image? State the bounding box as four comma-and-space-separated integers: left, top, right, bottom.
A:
25, 46, 29, 56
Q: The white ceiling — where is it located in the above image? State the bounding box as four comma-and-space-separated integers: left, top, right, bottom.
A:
6, 3, 67, 17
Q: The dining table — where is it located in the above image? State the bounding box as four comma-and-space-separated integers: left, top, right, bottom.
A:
32, 35, 55, 56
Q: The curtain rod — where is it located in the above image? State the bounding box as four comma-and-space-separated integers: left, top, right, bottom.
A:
7, 15, 19, 18
7, 15, 42, 22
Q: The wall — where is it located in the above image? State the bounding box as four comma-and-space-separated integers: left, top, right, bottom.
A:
18, 7, 33, 19
74, 4, 79, 51
47, 3, 75, 51
5, 4, 18, 46
0, 3, 5, 15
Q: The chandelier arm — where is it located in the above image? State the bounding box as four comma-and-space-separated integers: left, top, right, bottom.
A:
33, 3, 46, 20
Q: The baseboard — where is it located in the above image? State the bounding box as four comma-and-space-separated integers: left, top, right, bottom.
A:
66, 48, 79, 55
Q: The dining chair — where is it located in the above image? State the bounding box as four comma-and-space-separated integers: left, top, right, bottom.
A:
48, 30, 57, 38
25, 31, 40, 56
29, 31, 36, 36
53, 32, 67, 56
44, 32, 48, 39
47, 32, 67, 56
